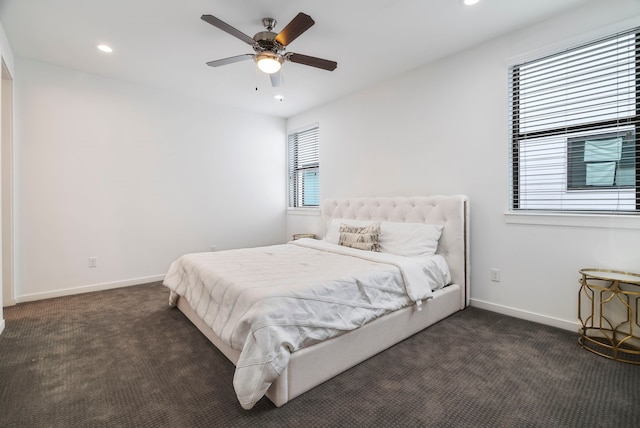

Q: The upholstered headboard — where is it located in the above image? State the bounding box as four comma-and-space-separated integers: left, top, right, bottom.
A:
322, 195, 470, 307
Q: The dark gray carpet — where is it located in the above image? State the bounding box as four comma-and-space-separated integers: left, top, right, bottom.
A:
0, 282, 638, 428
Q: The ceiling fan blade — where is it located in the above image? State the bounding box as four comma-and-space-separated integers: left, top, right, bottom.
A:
287, 53, 337, 71
206, 54, 254, 67
270, 70, 283, 87
275, 13, 315, 46
201, 15, 255, 45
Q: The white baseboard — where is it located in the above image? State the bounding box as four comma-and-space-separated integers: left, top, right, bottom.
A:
0, 319, 5, 336
15, 275, 166, 303
470, 298, 577, 332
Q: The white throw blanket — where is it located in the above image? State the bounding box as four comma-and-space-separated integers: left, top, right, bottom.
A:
163, 239, 450, 409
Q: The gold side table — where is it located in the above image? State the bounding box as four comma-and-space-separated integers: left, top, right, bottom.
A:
578, 268, 640, 364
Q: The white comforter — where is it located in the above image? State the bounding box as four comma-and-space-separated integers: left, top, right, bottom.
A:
163, 239, 450, 409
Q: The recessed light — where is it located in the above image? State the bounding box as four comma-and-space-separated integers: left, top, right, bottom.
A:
274, 95, 284, 101
462, 0, 480, 5
96, 44, 113, 53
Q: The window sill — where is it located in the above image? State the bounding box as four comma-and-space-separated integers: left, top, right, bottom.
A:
504, 211, 640, 230
287, 207, 321, 216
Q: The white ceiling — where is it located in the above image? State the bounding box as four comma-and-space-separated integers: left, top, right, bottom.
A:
0, 0, 596, 118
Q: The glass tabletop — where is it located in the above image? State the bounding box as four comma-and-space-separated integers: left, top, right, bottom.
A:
580, 268, 640, 285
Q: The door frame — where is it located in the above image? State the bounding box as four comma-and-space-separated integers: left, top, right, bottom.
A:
2, 58, 14, 307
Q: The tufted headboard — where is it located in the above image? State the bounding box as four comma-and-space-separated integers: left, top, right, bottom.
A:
322, 195, 470, 307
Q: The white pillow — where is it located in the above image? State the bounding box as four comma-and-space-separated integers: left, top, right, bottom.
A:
378, 221, 443, 257
324, 218, 375, 244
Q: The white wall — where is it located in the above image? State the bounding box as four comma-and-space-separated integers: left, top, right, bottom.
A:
14, 58, 286, 302
287, 0, 640, 331
0, 20, 15, 333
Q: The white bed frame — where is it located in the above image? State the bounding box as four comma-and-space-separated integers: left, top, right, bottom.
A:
175, 195, 470, 407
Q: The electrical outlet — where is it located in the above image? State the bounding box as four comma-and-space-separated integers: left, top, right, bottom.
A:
89, 257, 97, 268
491, 268, 501, 282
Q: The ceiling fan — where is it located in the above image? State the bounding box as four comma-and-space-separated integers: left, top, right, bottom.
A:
201, 12, 338, 87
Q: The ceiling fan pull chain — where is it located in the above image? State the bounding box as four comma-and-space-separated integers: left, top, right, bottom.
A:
255, 63, 259, 91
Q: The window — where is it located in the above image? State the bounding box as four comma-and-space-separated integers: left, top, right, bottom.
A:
509, 28, 639, 214
288, 124, 319, 208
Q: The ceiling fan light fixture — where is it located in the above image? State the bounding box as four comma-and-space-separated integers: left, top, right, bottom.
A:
462, 0, 480, 5
256, 52, 283, 74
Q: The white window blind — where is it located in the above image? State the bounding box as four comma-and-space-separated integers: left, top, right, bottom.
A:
288, 125, 319, 208
509, 27, 638, 214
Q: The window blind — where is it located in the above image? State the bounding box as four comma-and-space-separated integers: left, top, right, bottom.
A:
509, 27, 639, 214
288, 125, 319, 208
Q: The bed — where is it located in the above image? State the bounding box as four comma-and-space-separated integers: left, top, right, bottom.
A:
163, 195, 470, 409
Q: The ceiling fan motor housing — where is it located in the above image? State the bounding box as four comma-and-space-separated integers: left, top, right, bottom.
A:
253, 31, 283, 54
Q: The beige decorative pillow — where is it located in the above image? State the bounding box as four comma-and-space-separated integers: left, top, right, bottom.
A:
338, 223, 381, 252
